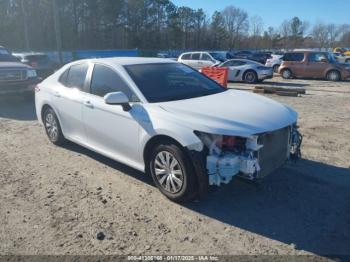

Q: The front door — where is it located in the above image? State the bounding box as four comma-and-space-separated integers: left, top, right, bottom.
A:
82, 64, 141, 165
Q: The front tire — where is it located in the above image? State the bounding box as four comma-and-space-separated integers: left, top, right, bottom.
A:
149, 143, 197, 202
43, 107, 65, 145
326, 70, 341, 81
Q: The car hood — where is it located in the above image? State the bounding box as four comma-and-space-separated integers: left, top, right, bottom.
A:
153, 90, 298, 137
0, 62, 31, 69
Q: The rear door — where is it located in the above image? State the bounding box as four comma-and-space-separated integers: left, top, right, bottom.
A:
52, 63, 90, 143
200, 53, 216, 67
190, 53, 202, 70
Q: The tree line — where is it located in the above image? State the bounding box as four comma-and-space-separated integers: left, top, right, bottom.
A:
0, 0, 349, 52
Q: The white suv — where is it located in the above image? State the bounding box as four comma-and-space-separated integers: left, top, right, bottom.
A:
178, 52, 220, 70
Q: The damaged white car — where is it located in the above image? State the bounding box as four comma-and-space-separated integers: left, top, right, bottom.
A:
35, 58, 302, 202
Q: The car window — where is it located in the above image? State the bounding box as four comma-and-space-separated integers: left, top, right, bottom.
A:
90, 64, 139, 101
308, 53, 328, 62
58, 68, 70, 85
65, 63, 89, 90
191, 53, 200, 60
181, 54, 191, 60
201, 53, 212, 61
283, 53, 304, 62
124, 63, 226, 103
232, 61, 246, 66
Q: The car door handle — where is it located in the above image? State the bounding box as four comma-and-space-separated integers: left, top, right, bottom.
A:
83, 100, 94, 108
54, 91, 61, 97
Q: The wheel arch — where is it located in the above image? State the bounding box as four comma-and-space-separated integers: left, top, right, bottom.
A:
325, 68, 341, 79
40, 104, 64, 133
143, 135, 186, 168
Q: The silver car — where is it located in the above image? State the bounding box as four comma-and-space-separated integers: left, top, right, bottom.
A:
217, 59, 273, 83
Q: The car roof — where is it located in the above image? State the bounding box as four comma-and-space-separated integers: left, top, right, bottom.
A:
72, 57, 178, 67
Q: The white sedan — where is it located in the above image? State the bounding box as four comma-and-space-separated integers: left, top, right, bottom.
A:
35, 58, 302, 202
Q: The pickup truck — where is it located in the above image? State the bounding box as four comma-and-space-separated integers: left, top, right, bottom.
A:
0, 46, 40, 96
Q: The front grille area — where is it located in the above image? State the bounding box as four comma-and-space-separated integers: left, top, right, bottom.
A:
257, 126, 290, 178
0, 69, 26, 82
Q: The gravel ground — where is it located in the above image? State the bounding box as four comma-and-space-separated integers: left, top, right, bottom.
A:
0, 77, 349, 259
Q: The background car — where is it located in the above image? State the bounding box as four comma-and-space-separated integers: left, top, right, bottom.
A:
13, 52, 56, 78
279, 51, 350, 81
333, 47, 350, 56
216, 59, 273, 83
333, 52, 350, 63
265, 54, 284, 73
35, 57, 300, 202
0, 46, 40, 97
230, 51, 272, 64
178, 52, 220, 70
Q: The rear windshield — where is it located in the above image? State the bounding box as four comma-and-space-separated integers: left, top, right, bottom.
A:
124, 63, 226, 103
283, 53, 305, 62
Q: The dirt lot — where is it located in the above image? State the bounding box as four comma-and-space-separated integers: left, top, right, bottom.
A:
0, 76, 350, 258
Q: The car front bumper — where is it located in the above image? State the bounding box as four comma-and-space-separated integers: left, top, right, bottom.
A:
0, 77, 41, 95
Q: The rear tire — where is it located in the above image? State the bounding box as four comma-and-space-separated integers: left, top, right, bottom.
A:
149, 142, 198, 202
243, 70, 258, 83
273, 64, 280, 73
326, 70, 341, 81
281, 69, 292, 79
43, 107, 66, 145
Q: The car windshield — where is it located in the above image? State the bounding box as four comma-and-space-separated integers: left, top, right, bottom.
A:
124, 63, 226, 103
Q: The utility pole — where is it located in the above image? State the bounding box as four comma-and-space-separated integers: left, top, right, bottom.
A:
52, 0, 63, 65
20, 0, 30, 51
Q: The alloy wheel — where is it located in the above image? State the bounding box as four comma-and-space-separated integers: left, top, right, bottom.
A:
245, 72, 256, 83
45, 112, 58, 141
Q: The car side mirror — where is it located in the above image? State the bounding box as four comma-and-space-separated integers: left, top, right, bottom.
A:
104, 92, 131, 111
320, 58, 328, 63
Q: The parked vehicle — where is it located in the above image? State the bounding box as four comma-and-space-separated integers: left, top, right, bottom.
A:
333, 47, 350, 56
13, 52, 56, 78
265, 54, 283, 73
0, 46, 40, 96
333, 52, 350, 63
279, 51, 350, 81
216, 59, 273, 83
35, 57, 302, 202
178, 52, 221, 70
230, 51, 272, 65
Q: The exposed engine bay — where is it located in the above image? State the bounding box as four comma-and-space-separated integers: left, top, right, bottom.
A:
195, 125, 302, 186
